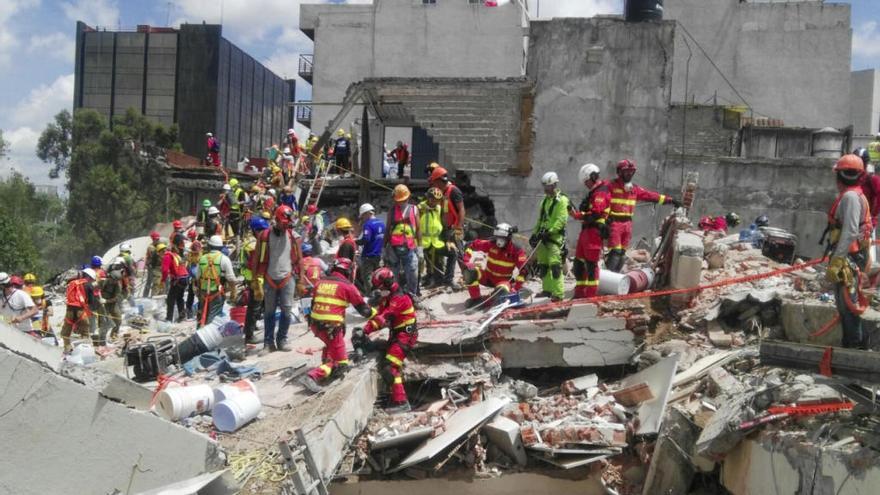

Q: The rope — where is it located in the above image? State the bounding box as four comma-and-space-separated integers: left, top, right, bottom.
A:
229, 450, 288, 483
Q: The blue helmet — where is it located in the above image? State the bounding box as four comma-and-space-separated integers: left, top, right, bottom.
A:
301, 242, 313, 256
90, 255, 103, 268
250, 217, 270, 232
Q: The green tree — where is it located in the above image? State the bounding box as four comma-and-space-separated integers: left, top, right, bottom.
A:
36, 110, 73, 179
0, 129, 9, 159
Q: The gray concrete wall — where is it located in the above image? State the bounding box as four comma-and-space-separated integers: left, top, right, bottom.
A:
304, 0, 524, 134
666, 0, 851, 129
852, 69, 880, 137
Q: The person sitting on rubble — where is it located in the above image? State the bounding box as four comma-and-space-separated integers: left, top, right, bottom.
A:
352, 267, 418, 413
463, 223, 527, 309
570, 164, 611, 299
0, 272, 38, 334
59, 268, 98, 352
698, 212, 741, 234
299, 257, 375, 393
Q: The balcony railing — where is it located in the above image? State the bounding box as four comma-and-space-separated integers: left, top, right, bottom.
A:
298, 54, 313, 84
296, 102, 312, 127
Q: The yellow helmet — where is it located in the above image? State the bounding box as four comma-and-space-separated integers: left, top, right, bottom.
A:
156, 243, 167, 251
393, 184, 411, 202
23, 273, 36, 283
346, 132, 352, 139
261, 210, 271, 219
337, 129, 345, 136
229, 178, 239, 187
251, 184, 262, 193
30, 286, 44, 297
426, 187, 443, 200
335, 217, 353, 230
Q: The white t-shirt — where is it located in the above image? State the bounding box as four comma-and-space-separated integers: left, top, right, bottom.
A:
1, 289, 35, 332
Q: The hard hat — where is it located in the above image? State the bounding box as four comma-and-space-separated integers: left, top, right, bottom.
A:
359, 203, 375, 216
346, 132, 352, 139
222, 183, 231, 191
30, 286, 44, 298
268, 188, 276, 196
150, 231, 161, 240
0, 272, 9, 285
396, 141, 403, 147
120, 243, 132, 252
23, 273, 36, 283
250, 217, 270, 232
617, 159, 637, 173
754, 215, 769, 228
427, 162, 440, 171
156, 243, 167, 251
725, 212, 741, 228
208, 206, 220, 215
113, 256, 125, 266
541, 171, 559, 186
251, 184, 262, 193
275, 205, 294, 227
306, 204, 318, 214
287, 128, 296, 136
393, 184, 411, 202
229, 178, 239, 187
337, 129, 345, 136
208, 235, 224, 248
301, 242, 313, 256
83, 268, 97, 280
426, 187, 443, 200
332, 257, 353, 276
371, 267, 398, 292
283, 147, 291, 154
430, 166, 449, 183
90, 255, 103, 268
172, 220, 182, 230
206, 132, 213, 137
578, 163, 601, 184
493, 223, 514, 238
834, 154, 865, 173
261, 210, 271, 219
187, 229, 197, 240
335, 217, 353, 230
9, 275, 23, 287
202, 199, 212, 207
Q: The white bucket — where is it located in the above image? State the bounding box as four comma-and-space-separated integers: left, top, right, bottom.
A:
213, 379, 257, 403
68, 341, 96, 365
599, 270, 631, 295
156, 384, 214, 421
213, 391, 262, 432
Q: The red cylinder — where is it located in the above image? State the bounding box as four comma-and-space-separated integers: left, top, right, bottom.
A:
229, 306, 247, 325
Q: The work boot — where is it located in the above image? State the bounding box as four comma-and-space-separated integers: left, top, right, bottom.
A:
299, 375, 323, 394
465, 297, 484, 309
245, 334, 260, 345
535, 291, 552, 298
385, 401, 412, 414
446, 282, 462, 291
276, 340, 291, 352
258, 342, 277, 356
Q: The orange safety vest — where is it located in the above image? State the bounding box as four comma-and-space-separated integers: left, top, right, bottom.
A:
828, 186, 872, 254
442, 183, 462, 228
389, 203, 417, 249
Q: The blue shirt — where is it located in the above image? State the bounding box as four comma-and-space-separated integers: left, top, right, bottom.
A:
360, 217, 385, 258
279, 193, 297, 210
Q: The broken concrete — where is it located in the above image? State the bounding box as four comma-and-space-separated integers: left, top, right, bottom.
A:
641, 407, 702, 495
484, 416, 528, 466
760, 340, 880, 384
618, 355, 678, 435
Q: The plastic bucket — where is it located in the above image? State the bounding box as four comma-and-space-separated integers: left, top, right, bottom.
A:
213, 379, 257, 403
213, 391, 262, 432
599, 270, 631, 295
625, 268, 655, 294
156, 384, 214, 421
69, 341, 96, 365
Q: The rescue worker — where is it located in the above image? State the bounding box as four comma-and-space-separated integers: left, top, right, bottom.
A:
463, 223, 527, 308
299, 258, 374, 393
206, 132, 221, 167
333, 129, 351, 173
429, 166, 466, 289
118, 243, 137, 303
241, 217, 268, 344
570, 164, 611, 299
335, 217, 358, 262
171, 219, 186, 249
298, 243, 328, 298
392, 141, 410, 180
196, 199, 212, 235
196, 235, 236, 327
698, 212, 741, 234
357, 203, 385, 294
144, 231, 164, 297
98, 258, 124, 343
251, 205, 302, 353
28, 285, 52, 341
385, 184, 421, 297
162, 242, 189, 322
60, 268, 98, 351
22, 272, 36, 295
855, 148, 880, 226
0, 272, 38, 333
352, 267, 418, 413
279, 185, 297, 211
868, 132, 880, 166
530, 172, 570, 301
606, 159, 679, 273
205, 206, 224, 238
825, 154, 873, 349
228, 178, 247, 237
184, 229, 201, 319
419, 187, 446, 289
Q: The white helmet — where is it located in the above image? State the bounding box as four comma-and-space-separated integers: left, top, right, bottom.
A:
208, 206, 220, 215
541, 171, 559, 186
268, 188, 276, 196
287, 128, 296, 136
0, 272, 9, 285
359, 203, 375, 216
83, 268, 97, 280
208, 235, 224, 248
113, 256, 125, 265
120, 243, 132, 252
222, 183, 231, 191
493, 223, 514, 238
206, 132, 213, 137
579, 163, 601, 184
283, 147, 291, 154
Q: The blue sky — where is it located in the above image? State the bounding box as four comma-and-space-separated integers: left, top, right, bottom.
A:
0, 0, 878, 187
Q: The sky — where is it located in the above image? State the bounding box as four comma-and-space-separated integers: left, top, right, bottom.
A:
0, 0, 878, 188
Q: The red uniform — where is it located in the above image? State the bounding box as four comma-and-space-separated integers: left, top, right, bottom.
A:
299, 256, 324, 297
363, 291, 418, 405
698, 216, 729, 233
607, 178, 668, 252
463, 239, 527, 301
571, 180, 611, 299
306, 273, 373, 382
861, 173, 880, 227
336, 235, 357, 261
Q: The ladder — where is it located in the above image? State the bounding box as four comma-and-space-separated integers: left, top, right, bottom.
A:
303, 158, 331, 213
279, 429, 328, 495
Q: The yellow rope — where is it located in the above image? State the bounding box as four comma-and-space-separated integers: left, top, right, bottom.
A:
229, 450, 288, 483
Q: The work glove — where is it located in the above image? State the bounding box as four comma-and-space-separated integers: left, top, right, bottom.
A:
599, 223, 610, 240
454, 228, 464, 242
539, 230, 552, 243
826, 256, 852, 285
667, 197, 681, 208
528, 234, 540, 248
351, 326, 366, 344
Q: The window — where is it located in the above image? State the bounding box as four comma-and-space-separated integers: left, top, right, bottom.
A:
422, 0, 436, 4
468, 0, 482, 4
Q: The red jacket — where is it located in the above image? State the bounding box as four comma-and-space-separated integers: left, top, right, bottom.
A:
698, 216, 728, 233
364, 291, 417, 334
464, 239, 527, 281
609, 178, 667, 221
442, 183, 464, 229
572, 180, 611, 227
861, 173, 880, 225
250, 228, 302, 279
337, 235, 357, 261
311, 273, 372, 325
161, 250, 189, 282
300, 256, 324, 296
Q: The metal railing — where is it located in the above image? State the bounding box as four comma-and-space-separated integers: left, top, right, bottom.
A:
296, 102, 312, 125
298, 54, 313, 83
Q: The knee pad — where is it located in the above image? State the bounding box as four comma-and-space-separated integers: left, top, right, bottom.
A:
536, 264, 548, 278
586, 260, 598, 280
550, 264, 562, 279
463, 267, 480, 285
379, 362, 395, 385
572, 259, 586, 279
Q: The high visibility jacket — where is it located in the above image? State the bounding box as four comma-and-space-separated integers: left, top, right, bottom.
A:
441, 183, 464, 228
608, 178, 666, 221
240, 236, 256, 281
869, 139, 880, 164
250, 228, 302, 278
389, 203, 418, 249
828, 186, 872, 255
534, 191, 571, 241
162, 250, 188, 282
66, 278, 91, 310
198, 251, 223, 292
310, 273, 369, 325
572, 180, 611, 228
230, 187, 245, 212
365, 291, 417, 334
464, 239, 527, 282
419, 201, 444, 249
146, 242, 162, 268
300, 257, 324, 293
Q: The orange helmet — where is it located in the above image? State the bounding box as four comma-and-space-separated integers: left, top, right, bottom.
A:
275, 205, 294, 227
834, 154, 865, 173
393, 184, 411, 202
429, 166, 449, 183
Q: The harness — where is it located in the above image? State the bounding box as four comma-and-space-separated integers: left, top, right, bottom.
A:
827, 187, 872, 255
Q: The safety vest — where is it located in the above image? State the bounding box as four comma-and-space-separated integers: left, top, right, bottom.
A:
66, 278, 89, 309
311, 275, 355, 325
147, 243, 162, 268
419, 201, 444, 249
382, 293, 417, 330
301, 257, 324, 292
869, 140, 880, 164
240, 237, 256, 281
608, 178, 666, 220
167, 251, 188, 279
198, 251, 223, 292
230, 187, 244, 211
442, 183, 462, 228
389, 203, 417, 249
828, 186, 872, 254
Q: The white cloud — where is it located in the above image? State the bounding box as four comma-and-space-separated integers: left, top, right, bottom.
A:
853, 21, 880, 59
527, 0, 620, 18
0, 0, 40, 68
61, 0, 119, 28
10, 73, 75, 130
28, 33, 76, 63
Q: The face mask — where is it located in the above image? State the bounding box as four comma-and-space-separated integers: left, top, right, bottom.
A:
496, 238, 508, 248
378, 289, 391, 299
624, 182, 633, 192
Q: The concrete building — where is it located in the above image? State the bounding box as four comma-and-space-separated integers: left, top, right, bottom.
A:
73, 22, 294, 164
852, 69, 880, 137
665, 0, 852, 129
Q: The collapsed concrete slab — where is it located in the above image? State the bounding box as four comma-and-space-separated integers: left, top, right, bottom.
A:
616, 355, 678, 435
0, 347, 225, 495
760, 340, 880, 384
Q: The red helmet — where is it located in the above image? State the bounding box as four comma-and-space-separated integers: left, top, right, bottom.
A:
187, 229, 197, 240
332, 257, 353, 278
371, 267, 398, 292
275, 205, 293, 227
172, 220, 182, 230
617, 159, 636, 173
150, 231, 160, 241
9, 275, 23, 287
306, 204, 318, 215
430, 166, 449, 183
